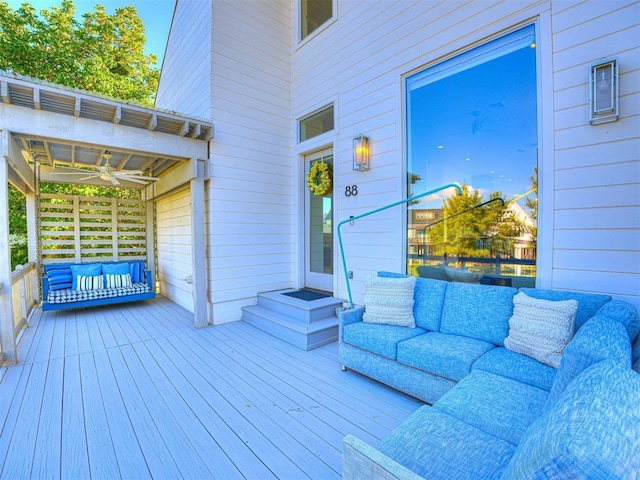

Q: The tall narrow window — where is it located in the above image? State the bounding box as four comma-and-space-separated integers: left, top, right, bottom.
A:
301, 0, 332, 40
406, 25, 538, 287
299, 104, 334, 142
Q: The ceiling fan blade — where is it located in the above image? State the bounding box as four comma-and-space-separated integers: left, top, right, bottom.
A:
50, 165, 100, 173
50, 170, 99, 175
126, 174, 159, 181
119, 176, 150, 185
77, 174, 102, 181
108, 176, 120, 185
113, 170, 143, 176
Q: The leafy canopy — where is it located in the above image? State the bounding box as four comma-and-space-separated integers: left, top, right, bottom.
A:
0, 0, 159, 105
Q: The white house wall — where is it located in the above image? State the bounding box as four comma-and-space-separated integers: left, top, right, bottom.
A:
291, 0, 639, 309
157, 0, 639, 318
155, 0, 211, 119
156, 187, 193, 312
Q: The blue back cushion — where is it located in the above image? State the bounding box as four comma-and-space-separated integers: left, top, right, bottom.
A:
378, 272, 448, 331
45, 265, 73, 291
502, 360, 640, 479
593, 300, 640, 341
70, 263, 102, 290
129, 261, 145, 283
519, 288, 610, 332
440, 283, 517, 345
102, 262, 130, 284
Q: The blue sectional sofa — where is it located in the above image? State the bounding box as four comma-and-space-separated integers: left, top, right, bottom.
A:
42, 261, 155, 311
340, 272, 640, 479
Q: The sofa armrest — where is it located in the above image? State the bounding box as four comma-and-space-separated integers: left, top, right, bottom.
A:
339, 305, 365, 341
343, 434, 424, 480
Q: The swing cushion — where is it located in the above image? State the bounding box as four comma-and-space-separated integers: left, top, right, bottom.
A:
102, 262, 130, 284
70, 263, 102, 290
129, 261, 145, 283
46, 266, 73, 291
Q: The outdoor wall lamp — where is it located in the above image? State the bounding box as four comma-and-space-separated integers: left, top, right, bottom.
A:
353, 134, 370, 171
590, 57, 619, 125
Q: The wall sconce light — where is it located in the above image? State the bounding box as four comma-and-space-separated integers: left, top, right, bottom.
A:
353, 134, 370, 171
590, 57, 619, 125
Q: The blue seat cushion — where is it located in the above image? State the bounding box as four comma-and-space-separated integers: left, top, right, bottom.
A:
378, 272, 448, 331
440, 282, 517, 345
519, 287, 611, 332
397, 332, 494, 381
502, 360, 640, 479
342, 322, 426, 360
434, 370, 548, 445
472, 347, 556, 391
545, 315, 631, 408
378, 406, 516, 480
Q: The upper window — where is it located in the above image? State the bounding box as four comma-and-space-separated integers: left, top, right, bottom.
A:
406, 25, 538, 287
301, 0, 332, 41
299, 104, 334, 142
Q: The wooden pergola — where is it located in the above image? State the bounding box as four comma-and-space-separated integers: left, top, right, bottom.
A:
0, 70, 213, 364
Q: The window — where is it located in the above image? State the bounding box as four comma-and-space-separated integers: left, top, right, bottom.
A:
406, 25, 538, 287
301, 0, 332, 40
299, 104, 334, 142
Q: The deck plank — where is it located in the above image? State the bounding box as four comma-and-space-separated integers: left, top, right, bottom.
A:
0, 296, 423, 479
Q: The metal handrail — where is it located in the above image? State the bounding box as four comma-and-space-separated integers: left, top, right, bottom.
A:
337, 183, 463, 307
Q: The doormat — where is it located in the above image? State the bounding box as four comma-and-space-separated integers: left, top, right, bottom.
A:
282, 289, 331, 301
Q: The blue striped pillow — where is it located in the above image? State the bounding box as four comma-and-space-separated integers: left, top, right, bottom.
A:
106, 273, 132, 289
76, 274, 104, 291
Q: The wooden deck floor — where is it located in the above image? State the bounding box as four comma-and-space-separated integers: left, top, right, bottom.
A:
0, 296, 422, 479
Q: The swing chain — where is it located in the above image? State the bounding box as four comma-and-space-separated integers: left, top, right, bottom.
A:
33, 154, 42, 298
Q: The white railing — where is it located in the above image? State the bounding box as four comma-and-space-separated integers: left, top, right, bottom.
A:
10, 262, 39, 339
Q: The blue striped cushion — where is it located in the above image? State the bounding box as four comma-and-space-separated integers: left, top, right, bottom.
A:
106, 273, 132, 289
76, 274, 104, 291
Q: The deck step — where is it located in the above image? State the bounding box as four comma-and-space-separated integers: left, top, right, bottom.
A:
241, 289, 342, 350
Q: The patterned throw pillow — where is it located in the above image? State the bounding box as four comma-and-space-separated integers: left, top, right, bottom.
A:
76, 274, 104, 291
106, 273, 132, 289
363, 275, 417, 328
504, 292, 578, 368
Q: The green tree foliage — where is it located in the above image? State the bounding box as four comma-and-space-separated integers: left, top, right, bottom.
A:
0, 0, 159, 105
427, 185, 524, 259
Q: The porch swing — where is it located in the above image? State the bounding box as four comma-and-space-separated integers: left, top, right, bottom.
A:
34, 155, 157, 311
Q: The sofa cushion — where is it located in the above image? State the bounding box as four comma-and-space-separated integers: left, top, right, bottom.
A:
342, 322, 426, 360
129, 261, 145, 283
378, 406, 516, 480
440, 282, 517, 346
472, 347, 556, 391
519, 287, 610, 332
76, 274, 104, 291
503, 292, 578, 368
102, 262, 130, 284
502, 360, 640, 480
545, 315, 631, 408
363, 275, 417, 327
397, 332, 494, 382
593, 299, 640, 340
633, 333, 640, 365
379, 272, 448, 331
46, 282, 151, 304
434, 370, 548, 445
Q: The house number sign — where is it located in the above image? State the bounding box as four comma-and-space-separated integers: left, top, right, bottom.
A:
345, 185, 358, 197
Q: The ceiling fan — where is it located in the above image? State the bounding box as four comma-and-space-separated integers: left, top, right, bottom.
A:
50, 151, 159, 186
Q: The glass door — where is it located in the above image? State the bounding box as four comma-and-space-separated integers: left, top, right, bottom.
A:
305, 148, 333, 292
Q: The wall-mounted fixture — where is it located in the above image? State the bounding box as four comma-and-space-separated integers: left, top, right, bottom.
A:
353, 134, 370, 171
590, 57, 619, 125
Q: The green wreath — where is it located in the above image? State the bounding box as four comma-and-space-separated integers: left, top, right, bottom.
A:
307, 161, 332, 196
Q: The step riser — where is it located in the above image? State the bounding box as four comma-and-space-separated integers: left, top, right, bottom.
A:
241, 290, 342, 351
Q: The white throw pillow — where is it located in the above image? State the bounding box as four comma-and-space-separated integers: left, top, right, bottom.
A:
363, 276, 417, 328
504, 292, 578, 368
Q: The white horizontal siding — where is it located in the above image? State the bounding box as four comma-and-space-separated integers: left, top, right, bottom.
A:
206, 0, 293, 318
156, 187, 193, 312
551, 0, 640, 307
156, 0, 211, 119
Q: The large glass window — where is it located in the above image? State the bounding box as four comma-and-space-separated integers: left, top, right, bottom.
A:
301, 0, 332, 40
406, 25, 538, 288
